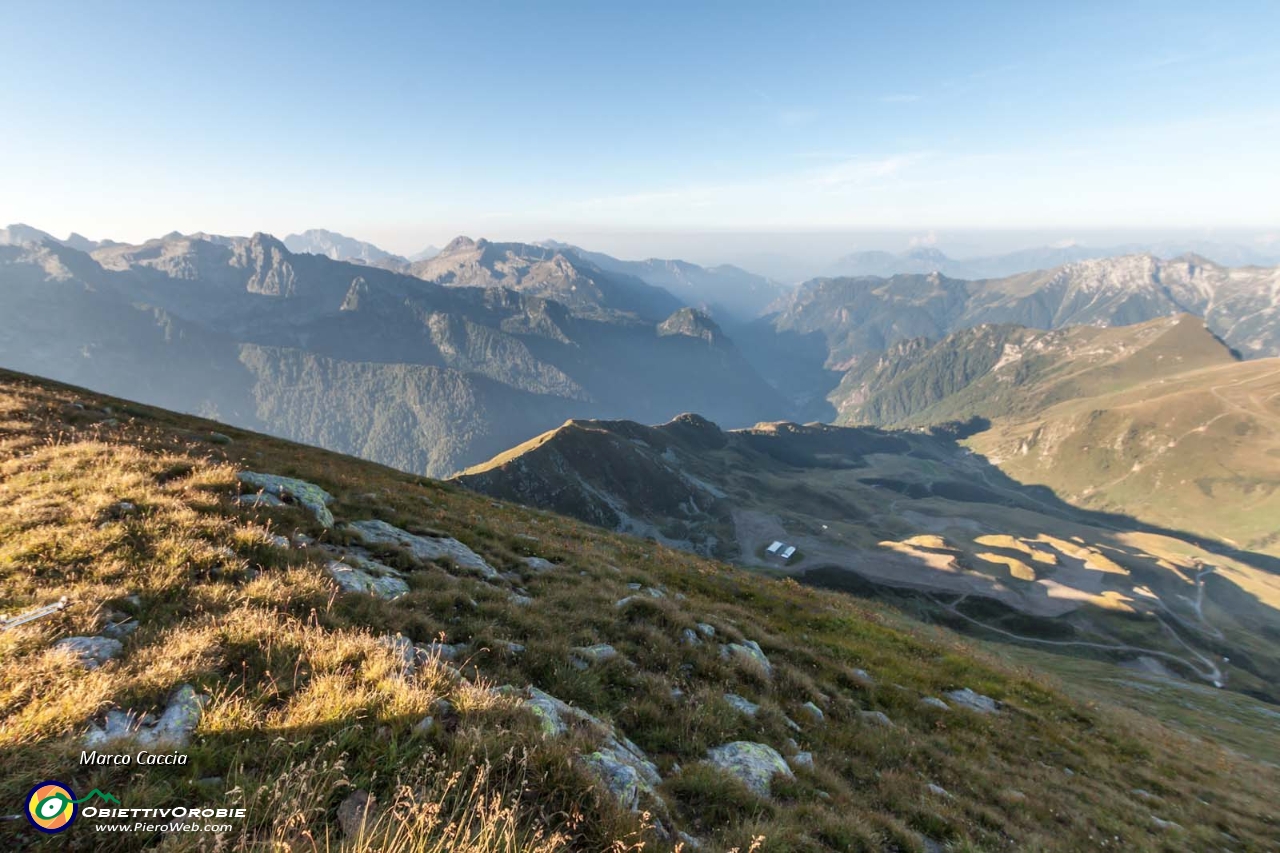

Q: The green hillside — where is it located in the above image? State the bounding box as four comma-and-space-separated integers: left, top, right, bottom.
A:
3, 369, 1278, 851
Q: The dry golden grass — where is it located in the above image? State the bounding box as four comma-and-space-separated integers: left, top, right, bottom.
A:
0, 369, 1278, 852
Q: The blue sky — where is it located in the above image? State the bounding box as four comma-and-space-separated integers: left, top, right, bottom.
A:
1, 1, 1277, 256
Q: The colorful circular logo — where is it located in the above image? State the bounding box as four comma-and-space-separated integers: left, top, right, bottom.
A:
25, 781, 77, 834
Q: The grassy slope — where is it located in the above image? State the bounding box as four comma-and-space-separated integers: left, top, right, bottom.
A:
0, 369, 1277, 852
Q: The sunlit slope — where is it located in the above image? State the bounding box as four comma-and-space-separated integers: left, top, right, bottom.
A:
8, 369, 1276, 850
967, 351, 1280, 556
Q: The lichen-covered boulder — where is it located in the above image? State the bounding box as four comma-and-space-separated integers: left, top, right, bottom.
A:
720, 639, 773, 676
704, 741, 793, 797
348, 519, 497, 580
83, 684, 207, 749
799, 701, 825, 724
571, 644, 619, 668
920, 696, 950, 711
523, 556, 555, 572
325, 559, 409, 600
581, 739, 661, 812
945, 688, 999, 714
55, 636, 123, 669
238, 472, 333, 527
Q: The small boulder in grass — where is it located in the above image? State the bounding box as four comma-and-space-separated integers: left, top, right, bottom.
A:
337, 790, 377, 838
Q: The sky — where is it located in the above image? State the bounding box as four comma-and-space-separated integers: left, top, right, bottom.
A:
1, 1, 1278, 260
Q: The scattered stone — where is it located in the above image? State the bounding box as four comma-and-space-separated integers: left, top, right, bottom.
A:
646, 587, 666, 599
783, 738, 799, 754
581, 743, 661, 812
675, 592, 688, 602
695, 623, 715, 638
788, 751, 814, 771
677, 830, 704, 850
55, 636, 123, 669
571, 644, 619, 668
784, 716, 801, 732
848, 668, 875, 688
84, 684, 206, 749
723, 693, 760, 717
500, 641, 525, 655
1002, 789, 1027, 803
419, 641, 464, 662
268, 534, 291, 548
349, 519, 498, 580
521, 687, 659, 811
337, 790, 377, 838
413, 716, 435, 734
920, 697, 950, 711
1132, 788, 1157, 801
680, 628, 700, 646
615, 596, 638, 608
238, 472, 334, 527
325, 559, 409, 600
509, 593, 533, 607
523, 556, 555, 572
926, 783, 951, 798
100, 619, 139, 640
720, 640, 772, 676
627, 582, 643, 590
1151, 816, 1183, 832
379, 634, 417, 671
234, 493, 286, 509
858, 710, 894, 728
799, 701, 824, 724
704, 741, 793, 797
670, 687, 685, 700
945, 688, 999, 714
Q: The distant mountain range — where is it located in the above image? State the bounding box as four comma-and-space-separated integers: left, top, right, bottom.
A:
739, 253, 1280, 419
0, 228, 783, 476
827, 241, 1280, 280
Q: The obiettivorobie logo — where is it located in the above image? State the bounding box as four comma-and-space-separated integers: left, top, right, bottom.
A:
17, 780, 244, 835
24, 781, 120, 834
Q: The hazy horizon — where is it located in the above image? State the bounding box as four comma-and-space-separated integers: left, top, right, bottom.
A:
3, 2, 1278, 261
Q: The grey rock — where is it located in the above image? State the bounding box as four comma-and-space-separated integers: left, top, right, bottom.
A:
799, 701, 824, 724
720, 639, 772, 676
571, 644, 618, 667
945, 688, 999, 714
1151, 816, 1183, 832
268, 534, 291, 548
419, 641, 464, 662
627, 582, 643, 591
207, 432, 233, 445
509, 593, 533, 607
677, 830, 704, 850
695, 623, 716, 638
234, 493, 286, 509
788, 751, 814, 771
100, 619, 139, 640
337, 790, 376, 838
704, 741, 793, 797
723, 693, 760, 717
680, 628, 700, 646
848, 668, 875, 688
858, 710, 894, 728
413, 716, 435, 734
379, 634, 417, 670
237, 472, 333, 527
523, 556, 555, 572
55, 636, 123, 669
348, 519, 497, 580
325, 559, 409, 600
926, 783, 951, 798
920, 697, 950, 711
580, 742, 660, 812
784, 716, 801, 732
646, 587, 666, 599
500, 641, 525, 655
84, 684, 206, 749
